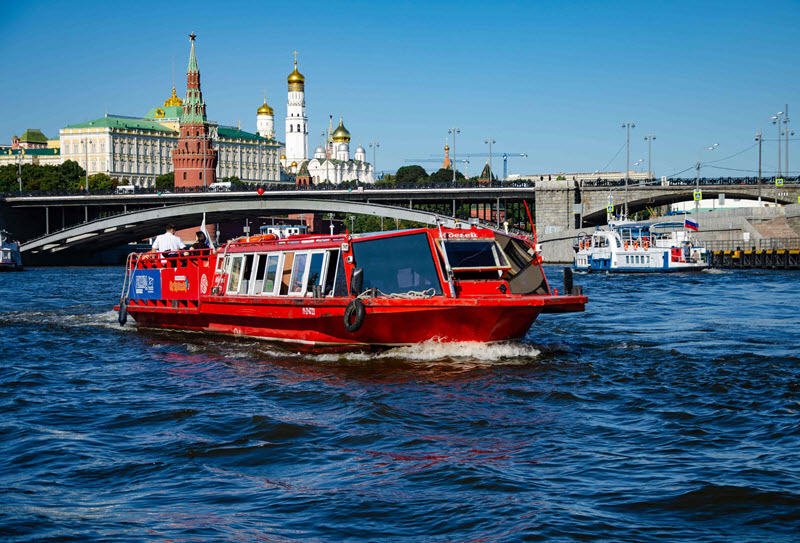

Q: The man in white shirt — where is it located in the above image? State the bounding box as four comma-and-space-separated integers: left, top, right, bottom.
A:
151, 224, 186, 260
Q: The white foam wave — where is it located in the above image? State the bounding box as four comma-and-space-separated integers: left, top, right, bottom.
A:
311, 340, 540, 365
702, 268, 731, 275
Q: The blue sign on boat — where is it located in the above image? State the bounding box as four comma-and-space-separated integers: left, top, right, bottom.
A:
129, 269, 161, 299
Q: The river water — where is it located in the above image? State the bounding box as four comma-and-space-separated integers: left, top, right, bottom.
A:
1, 266, 799, 542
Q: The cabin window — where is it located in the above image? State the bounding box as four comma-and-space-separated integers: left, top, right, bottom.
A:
290, 253, 308, 294
240, 254, 255, 293
352, 233, 442, 295
252, 254, 268, 293
227, 256, 243, 293
280, 253, 295, 295
261, 254, 280, 294
333, 250, 348, 296
324, 250, 340, 296
441, 240, 508, 270
307, 252, 325, 291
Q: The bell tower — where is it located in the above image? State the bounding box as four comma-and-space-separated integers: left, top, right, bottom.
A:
284, 52, 308, 166
173, 33, 218, 188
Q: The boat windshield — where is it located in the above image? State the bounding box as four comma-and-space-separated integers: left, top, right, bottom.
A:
352, 232, 443, 295
442, 239, 509, 270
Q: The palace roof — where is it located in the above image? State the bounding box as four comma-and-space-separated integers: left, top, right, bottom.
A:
64, 116, 177, 134
19, 129, 48, 143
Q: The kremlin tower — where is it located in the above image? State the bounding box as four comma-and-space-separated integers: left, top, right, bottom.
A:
173, 33, 218, 188
256, 91, 275, 139
284, 54, 308, 169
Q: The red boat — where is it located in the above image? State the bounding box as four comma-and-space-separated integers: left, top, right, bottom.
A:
116, 226, 587, 347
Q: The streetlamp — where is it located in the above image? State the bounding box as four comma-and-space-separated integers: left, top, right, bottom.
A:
782, 105, 792, 180
449, 127, 460, 183
369, 141, 380, 176
634, 159, 644, 174
484, 138, 495, 182
695, 143, 719, 214
644, 134, 656, 180
327, 213, 335, 235
622, 121, 635, 217
757, 112, 782, 203
348, 215, 355, 233
461, 159, 469, 178
775, 113, 783, 179
14, 149, 25, 192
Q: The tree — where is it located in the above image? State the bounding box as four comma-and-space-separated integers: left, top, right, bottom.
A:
395, 165, 428, 185
155, 172, 174, 189
429, 167, 465, 184
88, 173, 116, 190
60, 160, 86, 188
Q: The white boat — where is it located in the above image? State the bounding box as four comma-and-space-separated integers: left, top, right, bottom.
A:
573, 221, 708, 273
0, 230, 23, 271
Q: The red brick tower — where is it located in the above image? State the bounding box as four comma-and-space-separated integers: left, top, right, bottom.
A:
173, 33, 217, 189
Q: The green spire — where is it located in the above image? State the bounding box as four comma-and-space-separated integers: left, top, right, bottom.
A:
187, 32, 198, 73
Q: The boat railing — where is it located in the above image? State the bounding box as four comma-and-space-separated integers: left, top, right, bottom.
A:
126, 249, 214, 270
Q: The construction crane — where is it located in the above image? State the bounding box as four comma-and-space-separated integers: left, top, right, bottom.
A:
404, 152, 527, 180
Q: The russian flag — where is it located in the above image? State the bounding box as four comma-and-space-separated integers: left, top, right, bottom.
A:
685, 219, 699, 231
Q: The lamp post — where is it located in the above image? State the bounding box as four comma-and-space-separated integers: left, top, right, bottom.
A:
449, 127, 460, 183
695, 143, 719, 214
622, 121, 635, 217
84, 137, 90, 193
17, 149, 25, 192
348, 215, 355, 233
369, 141, 380, 176
634, 158, 644, 174
461, 159, 469, 178
757, 112, 782, 203
776, 113, 783, 179
644, 134, 656, 180
783, 104, 792, 180
485, 138, 495, 182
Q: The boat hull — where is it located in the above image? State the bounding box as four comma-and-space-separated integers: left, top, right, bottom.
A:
125, 294, 585, 347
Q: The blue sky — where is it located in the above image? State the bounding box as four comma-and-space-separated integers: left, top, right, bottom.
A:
1, 1, 798, 177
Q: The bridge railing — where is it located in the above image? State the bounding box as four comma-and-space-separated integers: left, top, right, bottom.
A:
4, 176, 800, 199
703, 238, 800, 251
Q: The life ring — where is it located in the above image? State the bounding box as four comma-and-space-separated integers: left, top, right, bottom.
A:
343, 298, 366, 333
623, 241, 629, 250
579, 240, 585, 250
643, 240, 649, 250
633, 241, 638, 250
246, 233, 278, 243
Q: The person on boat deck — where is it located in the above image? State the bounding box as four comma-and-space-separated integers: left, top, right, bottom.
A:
151, 224, 186, 259
191, 231, 209, 251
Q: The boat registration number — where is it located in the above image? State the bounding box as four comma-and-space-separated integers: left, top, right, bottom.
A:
302, 307, 316, 316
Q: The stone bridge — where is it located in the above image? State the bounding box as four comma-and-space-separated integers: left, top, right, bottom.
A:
535, 179, 800, 232
21, 199, 460, 260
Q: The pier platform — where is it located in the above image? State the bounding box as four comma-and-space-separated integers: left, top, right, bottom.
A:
709, 249, 800, 269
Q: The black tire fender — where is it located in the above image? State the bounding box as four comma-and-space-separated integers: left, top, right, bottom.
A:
343, 298, 366, 333
118, 300, 128, 327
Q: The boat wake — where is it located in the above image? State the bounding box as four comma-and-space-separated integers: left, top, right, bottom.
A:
310, 340, 541, 365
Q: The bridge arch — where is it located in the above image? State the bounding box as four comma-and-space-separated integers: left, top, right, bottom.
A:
23, 199, 460, 255
581, 185, 798, 225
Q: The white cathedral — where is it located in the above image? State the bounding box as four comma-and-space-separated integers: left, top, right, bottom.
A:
256, 57, 374, 185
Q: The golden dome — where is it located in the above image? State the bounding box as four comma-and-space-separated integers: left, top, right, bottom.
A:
257, 100, 273, 116
280, 154, 286, 160
287, 60, 305, 89
332, 117, 351, 142
164, 86, 183, 107
291, 161, 297, 167
444, 144, 450, 151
